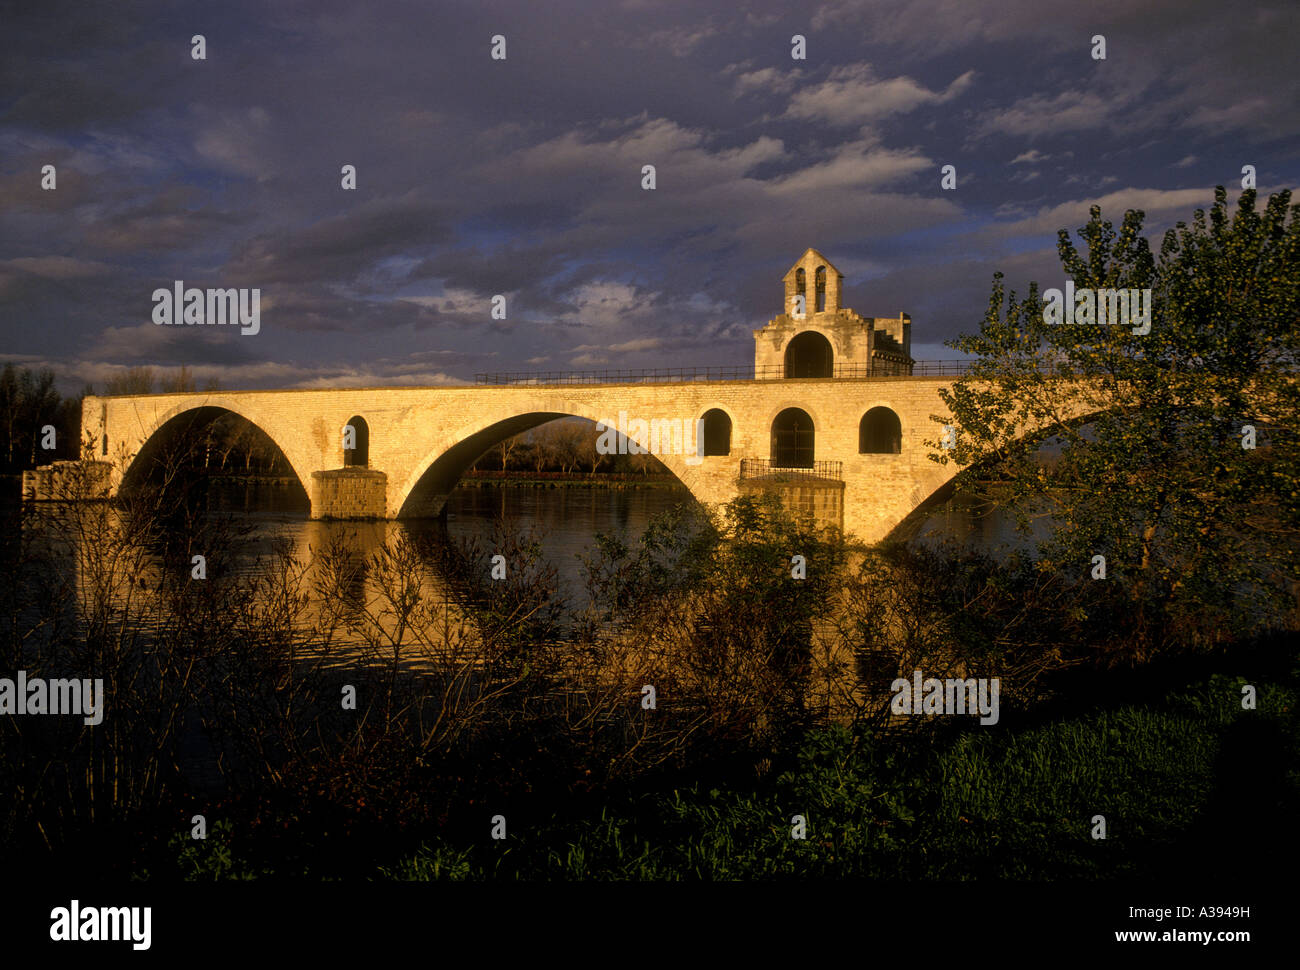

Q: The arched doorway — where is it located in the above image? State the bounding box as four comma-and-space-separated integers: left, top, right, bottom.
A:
784, 332, 833, 379
771, 408, 815, 467
701, 409, 731, 456
859, 407, 902, 454
343, 415, 370, 467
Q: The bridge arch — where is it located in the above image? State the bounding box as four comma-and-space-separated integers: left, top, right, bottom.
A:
118, 401, 312, 505
886, 406, 1117, 541
394, 408, 716, 520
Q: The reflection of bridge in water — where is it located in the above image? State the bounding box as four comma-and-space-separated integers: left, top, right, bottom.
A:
79, 248, 1102, 542
47, 502, 488, 673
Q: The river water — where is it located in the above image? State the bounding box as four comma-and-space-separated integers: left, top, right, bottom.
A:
204, 480, 1044, 602
207, 482, 708, 608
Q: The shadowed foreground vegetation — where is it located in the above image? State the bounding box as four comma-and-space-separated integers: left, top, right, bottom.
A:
2, 453, 1296, 882
159, 664, 1294, 881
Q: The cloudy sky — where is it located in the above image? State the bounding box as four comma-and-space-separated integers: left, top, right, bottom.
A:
2, 0, 1296, 393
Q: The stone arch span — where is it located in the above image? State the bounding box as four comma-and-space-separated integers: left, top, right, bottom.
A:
394, 408, 715, 520
118, 401, 314, 505
884, 406, 1115, 542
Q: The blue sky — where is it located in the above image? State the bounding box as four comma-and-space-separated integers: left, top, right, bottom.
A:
1, 0, 1296, 391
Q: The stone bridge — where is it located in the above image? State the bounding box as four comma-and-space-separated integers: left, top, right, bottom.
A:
74, 247, 1108, 542
81, 374, 988, 542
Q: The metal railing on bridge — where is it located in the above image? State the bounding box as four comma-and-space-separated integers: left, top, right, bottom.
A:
474, 360, 975, 385
738, 459, 844, 483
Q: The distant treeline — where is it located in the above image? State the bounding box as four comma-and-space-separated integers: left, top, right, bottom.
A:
468, 420, 672, 477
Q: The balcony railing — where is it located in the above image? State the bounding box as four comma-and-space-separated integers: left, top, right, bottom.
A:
738, 459, 843, 483
474, 360, 974, 385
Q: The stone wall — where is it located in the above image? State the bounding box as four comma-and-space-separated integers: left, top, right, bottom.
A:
21, 460, 112, 501
311, 468, 387, 519
739, 478, 845, 532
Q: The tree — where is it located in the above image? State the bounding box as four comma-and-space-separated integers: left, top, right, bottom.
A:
104, 367, 155, 396
158, 365, 197, 394
0, 364, 67, 470
936, 187, 1299, 657
489, 434, 523, 472
529, 425, 554, 473
577, 422, 603, 477
0, 364, 19, 468
628, 451, 660, 477
550, 421, 587, 476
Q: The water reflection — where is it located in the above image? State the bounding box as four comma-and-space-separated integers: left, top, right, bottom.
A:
31, 481, 1055, 672
215, 484, 696, 606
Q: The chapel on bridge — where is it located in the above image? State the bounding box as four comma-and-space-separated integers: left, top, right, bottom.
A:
753, 248, 914, 378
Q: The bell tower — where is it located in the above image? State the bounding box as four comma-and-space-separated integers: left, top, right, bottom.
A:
756, 247, 914, 378
782, 247, 843, 318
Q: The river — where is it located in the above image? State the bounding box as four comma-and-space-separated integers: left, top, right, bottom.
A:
205, 479, 1044, 599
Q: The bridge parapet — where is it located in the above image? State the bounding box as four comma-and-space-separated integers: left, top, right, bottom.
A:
474, 360, 974, 385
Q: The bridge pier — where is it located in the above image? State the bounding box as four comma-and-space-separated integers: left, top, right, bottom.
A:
310, 467, 387, 520
20, 460, 113, 502
737, 461, 846, 532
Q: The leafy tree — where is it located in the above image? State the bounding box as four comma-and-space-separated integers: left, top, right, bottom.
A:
935, 187, 1300, 657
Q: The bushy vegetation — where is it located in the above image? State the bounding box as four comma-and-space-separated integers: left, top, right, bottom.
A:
3, 454, 1296, 882
164, 669, 1294, 881
939, 187, 1300, 661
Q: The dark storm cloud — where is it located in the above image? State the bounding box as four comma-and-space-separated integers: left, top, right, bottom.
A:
225, 191, 455, 286
0, 0, 1295, 390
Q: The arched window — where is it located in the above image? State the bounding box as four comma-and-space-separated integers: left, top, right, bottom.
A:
700, 409, 731, 456
859, 407, 902, 454
815, 265, 827, 312
794, 268, 806, 316
343, 415, 370, 467
771, 408, 815, 468
784, 331, 834, 379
